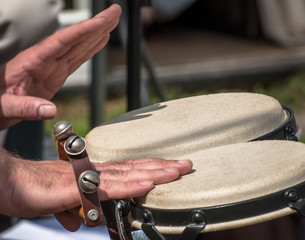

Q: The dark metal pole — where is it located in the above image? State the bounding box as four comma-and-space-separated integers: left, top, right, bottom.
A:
90, 0, 107, 128
127, 0, 142, 111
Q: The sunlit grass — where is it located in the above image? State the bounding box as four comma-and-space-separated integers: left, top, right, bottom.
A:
253, 73, 305, 111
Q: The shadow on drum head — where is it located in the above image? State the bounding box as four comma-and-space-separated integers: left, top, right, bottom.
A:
102, 104, 167, 126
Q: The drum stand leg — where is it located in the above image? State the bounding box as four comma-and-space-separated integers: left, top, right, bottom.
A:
111, 0, 166, 110
99, 200, 133, 240
115, 200, 133, 240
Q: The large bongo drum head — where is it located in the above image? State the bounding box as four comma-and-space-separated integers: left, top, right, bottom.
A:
86, 92, 300, 163
130, 140, 305, 234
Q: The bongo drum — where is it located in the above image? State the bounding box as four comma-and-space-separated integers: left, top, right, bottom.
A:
84, 92, 302, 240
128, 141, 305, 239
86, 92, 301, 163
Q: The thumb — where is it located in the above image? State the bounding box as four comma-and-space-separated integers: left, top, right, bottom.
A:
0, 94, 57, 120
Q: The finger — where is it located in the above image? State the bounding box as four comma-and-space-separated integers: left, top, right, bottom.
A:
62, 13, 117, 68
63, 10, 120, 64
99, 180, 155, 200
0, 94, 56, 119
55, 211, 82, 232
60, 27, 107, 64
94, 4, 122, 20
68, 35, 110, 75
99, 168, 181, 184
35, 4, 122, 61
95, 159, 193, 175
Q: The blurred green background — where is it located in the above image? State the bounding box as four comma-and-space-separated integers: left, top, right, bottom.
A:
44, 72, 305, 141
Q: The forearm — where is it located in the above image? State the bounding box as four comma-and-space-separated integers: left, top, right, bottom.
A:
0, 150, 79, 217
0, 148, 18, 216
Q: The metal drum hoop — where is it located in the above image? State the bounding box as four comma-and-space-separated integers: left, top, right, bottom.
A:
129, 180, 305, 240
252, 105, 298, 141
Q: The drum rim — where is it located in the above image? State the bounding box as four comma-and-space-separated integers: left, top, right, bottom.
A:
130, 179, 305, 230
252, 105, 297, 141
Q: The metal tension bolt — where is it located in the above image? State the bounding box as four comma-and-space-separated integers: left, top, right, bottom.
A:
87, 209, 99, 222
78, 170, 100, 194
285, 189, 298, 203
192, 211, 205, 224
142, 209, 153, 223
64, 135, 87, 155
53, 121, 73, 140
285, 124, 297, 141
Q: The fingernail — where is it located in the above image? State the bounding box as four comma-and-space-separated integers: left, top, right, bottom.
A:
139, 181, 154, 186
164, 168, 178, 172
39, 105, 56, 119
177, 160, 191, 164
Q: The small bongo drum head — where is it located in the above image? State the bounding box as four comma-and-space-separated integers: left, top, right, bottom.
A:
86, 93, 290, 163
130, 140, 305, 233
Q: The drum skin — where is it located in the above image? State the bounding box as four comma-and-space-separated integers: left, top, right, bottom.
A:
86, 92, 291, 163
131, 140, 305, 233
135, 140, 305, 209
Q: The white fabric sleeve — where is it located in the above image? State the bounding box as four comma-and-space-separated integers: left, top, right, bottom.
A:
0, 0, 63, 64
257, 0, 305, 46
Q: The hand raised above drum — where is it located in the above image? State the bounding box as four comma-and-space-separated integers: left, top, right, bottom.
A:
0, 151, 192, 231
0, 4, 121, 130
